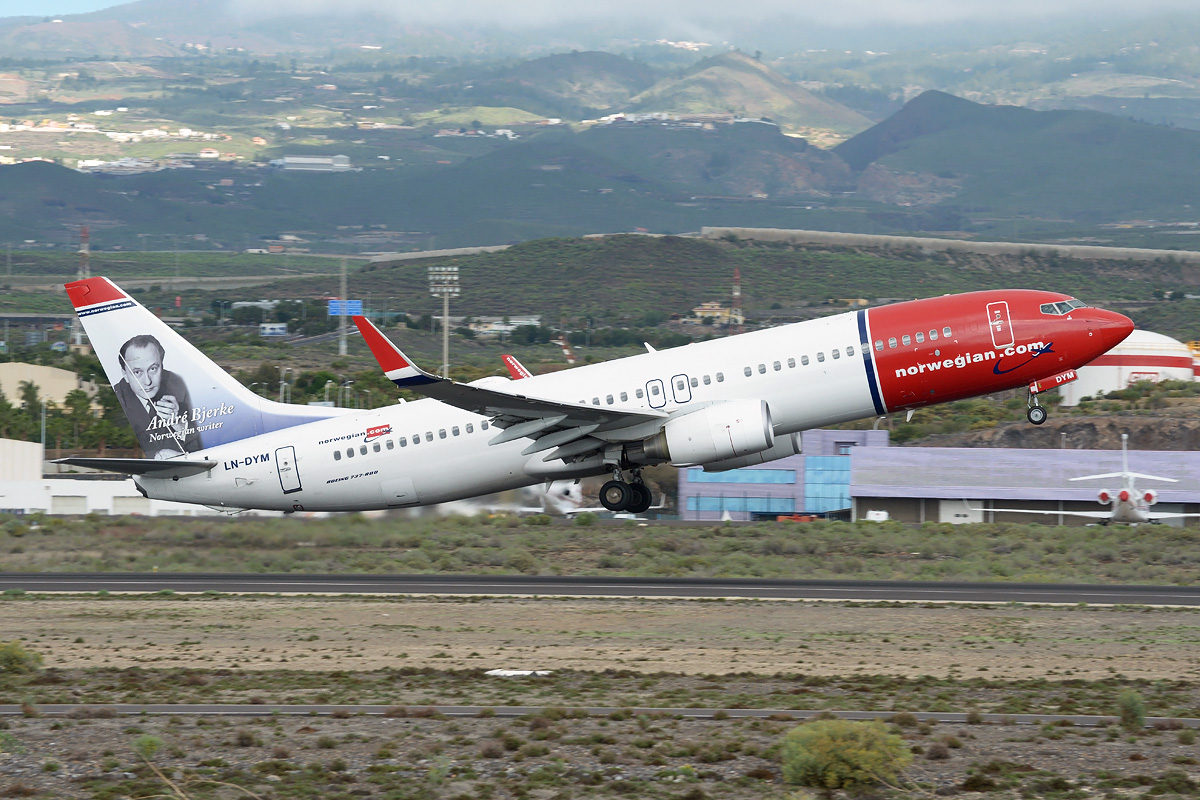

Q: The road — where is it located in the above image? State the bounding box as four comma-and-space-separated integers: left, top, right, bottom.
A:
0, 573, 1196, 605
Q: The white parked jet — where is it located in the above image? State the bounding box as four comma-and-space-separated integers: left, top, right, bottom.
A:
58, 277, 1133, 513
974, 434, 1200, 526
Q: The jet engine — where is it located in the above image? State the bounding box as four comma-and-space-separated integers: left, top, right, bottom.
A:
703, 432, 803, 472
627, 399, 773, 467
1097, 490, 1112, 505
1142, 489, 1158, 506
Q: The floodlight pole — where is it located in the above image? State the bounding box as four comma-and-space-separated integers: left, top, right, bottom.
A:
339, 257, 348, 357
428, 265, 459, 377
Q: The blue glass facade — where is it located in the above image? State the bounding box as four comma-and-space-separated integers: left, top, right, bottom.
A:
804, 456, 852, 513
677, 429, 889, 521
685, 468, 797, 484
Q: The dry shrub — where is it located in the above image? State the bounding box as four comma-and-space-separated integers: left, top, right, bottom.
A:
382, 706, 409, 718
925, 742, 951, 760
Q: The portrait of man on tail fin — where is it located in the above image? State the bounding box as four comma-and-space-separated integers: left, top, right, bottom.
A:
113, 333, 201, 459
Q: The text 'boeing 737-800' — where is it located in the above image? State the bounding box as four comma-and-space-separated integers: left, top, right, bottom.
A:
57, 277, 1133, 514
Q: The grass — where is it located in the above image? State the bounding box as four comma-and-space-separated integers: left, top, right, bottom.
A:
4, 513, 1200, 585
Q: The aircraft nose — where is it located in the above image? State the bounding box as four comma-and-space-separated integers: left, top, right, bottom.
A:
1093, 309, 1134, 350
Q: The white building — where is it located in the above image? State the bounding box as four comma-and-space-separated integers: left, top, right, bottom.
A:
272, 155, 353, 172
1060, 329, 1196, 406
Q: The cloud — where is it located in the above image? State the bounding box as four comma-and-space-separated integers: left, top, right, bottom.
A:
224, 0, 1200, 28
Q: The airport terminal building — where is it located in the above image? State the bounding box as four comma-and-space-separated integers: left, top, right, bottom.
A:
679, 431, 1200, 525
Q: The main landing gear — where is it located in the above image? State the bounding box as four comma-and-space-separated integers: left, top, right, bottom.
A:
600, 468, 653, 514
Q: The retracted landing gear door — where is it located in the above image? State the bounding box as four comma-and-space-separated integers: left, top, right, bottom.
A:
276, 446, 302, 494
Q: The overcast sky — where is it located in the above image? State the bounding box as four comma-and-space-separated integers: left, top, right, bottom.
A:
9, 0, 1200, 26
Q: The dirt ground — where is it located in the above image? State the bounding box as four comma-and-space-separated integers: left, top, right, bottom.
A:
5, 596, 1200, 798
7, 595, 1200, 681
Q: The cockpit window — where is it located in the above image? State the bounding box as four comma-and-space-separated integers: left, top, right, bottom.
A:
1041, 298, 1089, 315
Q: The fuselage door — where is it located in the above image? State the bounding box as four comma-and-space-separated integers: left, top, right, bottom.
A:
986, 301, 1015, 349
275, 445, 302, 495
646, 379, 667, 409
670, 374, 692, 404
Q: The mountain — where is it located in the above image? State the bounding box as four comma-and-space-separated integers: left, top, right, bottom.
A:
0, 18, 181, 57
438, 51, 661, 120
835, 90, 1200, 221
629, 52, 873, 139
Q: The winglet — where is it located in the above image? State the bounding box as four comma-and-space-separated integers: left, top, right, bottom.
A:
502, 354, 532, 380
352, 316, 440, 387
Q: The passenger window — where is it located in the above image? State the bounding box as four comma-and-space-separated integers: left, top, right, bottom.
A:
744, 366, 752, 377
702, 375, 711, 385
816, 352, 825, 363
915, 332, 924, 343
346, 448, 354, 458
606, 394, 614, 404
787, 358, 795, 368
481, 421, 489, 430
373, 442, 381, 452
888, 337, 897, 348
875, 340, 883, 351
832, 349, 841, 360
929, 329, 938, 341
690, 377, 698, 388
757, 364, 766, 374
465, 424, 473, 434
411, 433, 419, 445
334, 450, 342, 461
399, 436, 407, 447
651, 384, 660, 395
847, 345, 855, 357
943, 326, 952, 337
438, 429, 447, 439
386, 439, 394, 450
773, 361, 781, 371
620, 391, 628, 401
801, 355, 809, 366
452, 426, 460, 436
902, 335, 911, 346
674, 380, 684, 391
716, 373, 724, 382
425, 432, 433, 442
636, 388, 645, 398
360, 445, 367, 455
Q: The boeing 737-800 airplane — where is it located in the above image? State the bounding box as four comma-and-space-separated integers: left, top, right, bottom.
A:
58, 277, 1133, 514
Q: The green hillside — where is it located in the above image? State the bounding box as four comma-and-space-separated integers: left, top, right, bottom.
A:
630, 52, 873, 139
448, 51, 660, 119
836, 90, 1200, 222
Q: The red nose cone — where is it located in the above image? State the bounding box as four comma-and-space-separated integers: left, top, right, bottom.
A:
1096, 310, 1135, 350
1119, 490, 1131, 503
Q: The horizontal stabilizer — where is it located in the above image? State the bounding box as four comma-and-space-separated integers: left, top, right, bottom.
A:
54, 457, 217, 478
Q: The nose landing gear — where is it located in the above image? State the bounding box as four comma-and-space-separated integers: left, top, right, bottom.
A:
1027, 383, 1048, 425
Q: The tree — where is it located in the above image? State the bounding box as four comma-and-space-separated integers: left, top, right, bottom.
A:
1118, 690, 1146, 731
781, 719, 911, 793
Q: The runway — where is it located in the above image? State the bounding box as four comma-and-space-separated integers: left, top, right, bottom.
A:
0, 572, 1197, 605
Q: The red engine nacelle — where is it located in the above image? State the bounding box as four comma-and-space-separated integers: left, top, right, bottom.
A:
1098, 489, 1112, 504
1118, 489, 1131, 503
1143, 489, 1158, 506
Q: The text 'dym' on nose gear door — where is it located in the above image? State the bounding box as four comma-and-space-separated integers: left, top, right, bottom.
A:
986, 301, 1014, 349
646, 379, 666, 409
275, 446, 302, 495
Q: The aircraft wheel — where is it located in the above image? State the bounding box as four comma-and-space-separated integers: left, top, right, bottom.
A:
1027, 405, 1048, 425
626, 483, 653, 514
600, 480, 632, 512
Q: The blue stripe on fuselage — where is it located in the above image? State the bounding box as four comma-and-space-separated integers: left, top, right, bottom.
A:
857, 309, 886, 416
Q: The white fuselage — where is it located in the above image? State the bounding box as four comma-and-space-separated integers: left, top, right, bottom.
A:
139, 312, 876, 512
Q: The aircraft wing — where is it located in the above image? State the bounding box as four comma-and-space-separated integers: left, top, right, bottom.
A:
963, 502, 1113, 520
54, 457, 217, 478
353, 317, 667, 461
